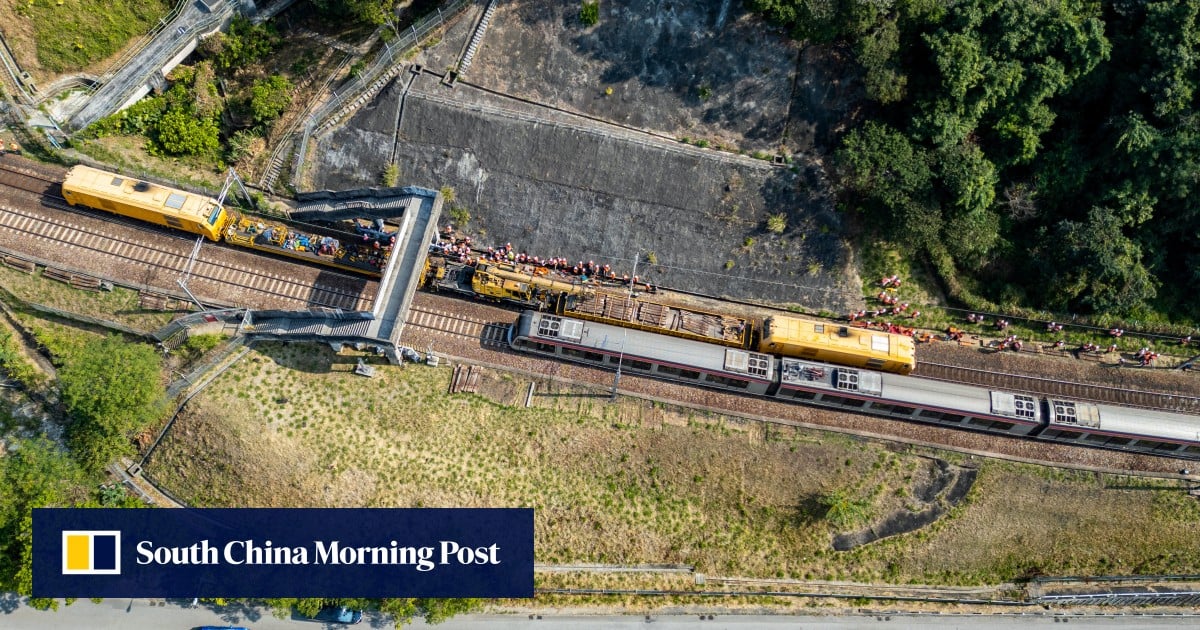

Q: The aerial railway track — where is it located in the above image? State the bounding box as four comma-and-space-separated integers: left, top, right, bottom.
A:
915, 361, 1200, 414
405, 304, 510, 348
0, 160, 376, 311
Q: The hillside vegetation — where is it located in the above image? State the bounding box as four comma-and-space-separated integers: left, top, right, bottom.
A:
751, 0, 1200, 323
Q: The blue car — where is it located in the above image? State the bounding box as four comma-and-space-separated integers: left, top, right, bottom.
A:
308, 606, 363, 624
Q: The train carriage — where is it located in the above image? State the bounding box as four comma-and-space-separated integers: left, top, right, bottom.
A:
773, 358, 1044, 437
510, 311, 776, 396
61, 165, 229, 241
1040, 400, 1200, 458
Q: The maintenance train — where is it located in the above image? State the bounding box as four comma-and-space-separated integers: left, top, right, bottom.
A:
60, 165, 915, 375
60, 165, 393, 276
510, 310, 1200, 461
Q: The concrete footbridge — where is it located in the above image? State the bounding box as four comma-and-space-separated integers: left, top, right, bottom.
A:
239, 186, 443, 363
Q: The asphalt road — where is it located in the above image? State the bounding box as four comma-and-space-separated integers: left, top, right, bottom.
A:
2, 597, 1199, 630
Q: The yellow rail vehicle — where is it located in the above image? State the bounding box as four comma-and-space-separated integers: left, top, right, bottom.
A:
62, 165, 229, 240
759, 316, 916, 375
61, 165, 391, 277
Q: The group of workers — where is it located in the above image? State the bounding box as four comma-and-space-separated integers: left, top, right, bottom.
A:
435, 226, 652, 290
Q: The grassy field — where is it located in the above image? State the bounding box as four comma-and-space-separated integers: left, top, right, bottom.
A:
0, 266, 177, 333
5, 0, 172, 74
146, 342, 1200, 586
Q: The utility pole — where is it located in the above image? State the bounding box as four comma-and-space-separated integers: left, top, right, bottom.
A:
610, 251, 640, 402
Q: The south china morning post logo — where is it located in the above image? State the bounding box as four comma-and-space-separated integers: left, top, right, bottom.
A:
61, 530, 121, 575
34, 508, 534, 598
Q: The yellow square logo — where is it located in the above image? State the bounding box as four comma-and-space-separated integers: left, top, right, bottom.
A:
61, 531, 121, 575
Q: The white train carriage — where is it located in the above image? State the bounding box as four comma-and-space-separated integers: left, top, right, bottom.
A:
509, 311, 776, 395
773, 358, 1044, 437
1039, 400, 1200, 458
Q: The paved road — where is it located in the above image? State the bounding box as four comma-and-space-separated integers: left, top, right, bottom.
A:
2, 597, 1199, 630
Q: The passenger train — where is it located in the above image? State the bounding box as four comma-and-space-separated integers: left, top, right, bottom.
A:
510, 310, 1200, 460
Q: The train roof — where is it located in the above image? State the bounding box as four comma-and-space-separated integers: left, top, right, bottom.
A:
517, 311, 774, 381
1059, 402, 1200, 445
63, 165, 223, 223
761, 316, 915, 363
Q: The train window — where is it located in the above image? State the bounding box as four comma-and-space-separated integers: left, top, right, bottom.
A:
704, 374, 749, 389
657, 365, 700, 380
621, 358, 652, 371
814, 324, 824, 333
1054, 430, 1083, 441
1154, 442, 1181, 452
873, 404, 914, 415
165, 193, 187, 209
1104, 437, 1130, 446
921, 411, 967, 423
163, 216, 184, 228
790, 389, 817, 400
110, 177, 123, 187
1084, 434, 1111, 444
533, 342, 557, 354
1184, 446, 1200, 454
821, 395, 850, 406
841, 398, 866, 408
561, 347, 604, 362
207, 205, 223, 225
969, 419, 1015, 430
865, 358, 886, 369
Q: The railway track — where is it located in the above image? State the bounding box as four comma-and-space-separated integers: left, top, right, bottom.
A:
915, 361, 1200, 414
405, 304, 510, 348
0, 159, 378, 311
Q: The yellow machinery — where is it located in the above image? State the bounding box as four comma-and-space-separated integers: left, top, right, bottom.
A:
61, 165, 229, 241
470, 261, 590, 306
758, 315, 916, 375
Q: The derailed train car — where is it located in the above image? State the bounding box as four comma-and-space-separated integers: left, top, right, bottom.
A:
510, 311, 1200, 460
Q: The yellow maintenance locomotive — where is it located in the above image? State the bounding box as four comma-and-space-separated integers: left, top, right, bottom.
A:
61, 165, 392, 276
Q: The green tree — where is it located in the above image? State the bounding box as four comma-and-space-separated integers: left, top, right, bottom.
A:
59, 336, 167, 473
156, 107, 220, 157
250, 75, 293, 126
1044, 206, 1159, 314
0, 438, 87, 602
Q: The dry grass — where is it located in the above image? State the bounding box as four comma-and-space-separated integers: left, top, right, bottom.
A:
0, 266, 176, 333
147, 343, 1200, 585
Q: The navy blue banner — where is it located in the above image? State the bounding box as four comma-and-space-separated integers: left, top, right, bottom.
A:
34, 508, 534, 598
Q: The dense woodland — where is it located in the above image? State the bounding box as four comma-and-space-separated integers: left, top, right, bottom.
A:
749, 0, 1200, 322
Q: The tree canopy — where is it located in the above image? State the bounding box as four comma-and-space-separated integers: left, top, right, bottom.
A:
753, 0, 1200, 319
59, 335, 167, 473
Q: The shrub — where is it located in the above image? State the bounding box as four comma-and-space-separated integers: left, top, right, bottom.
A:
766, 212, 788, 234
449, 206, 471, 227
382, 163, 401, 187
580, 1, 599, 26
